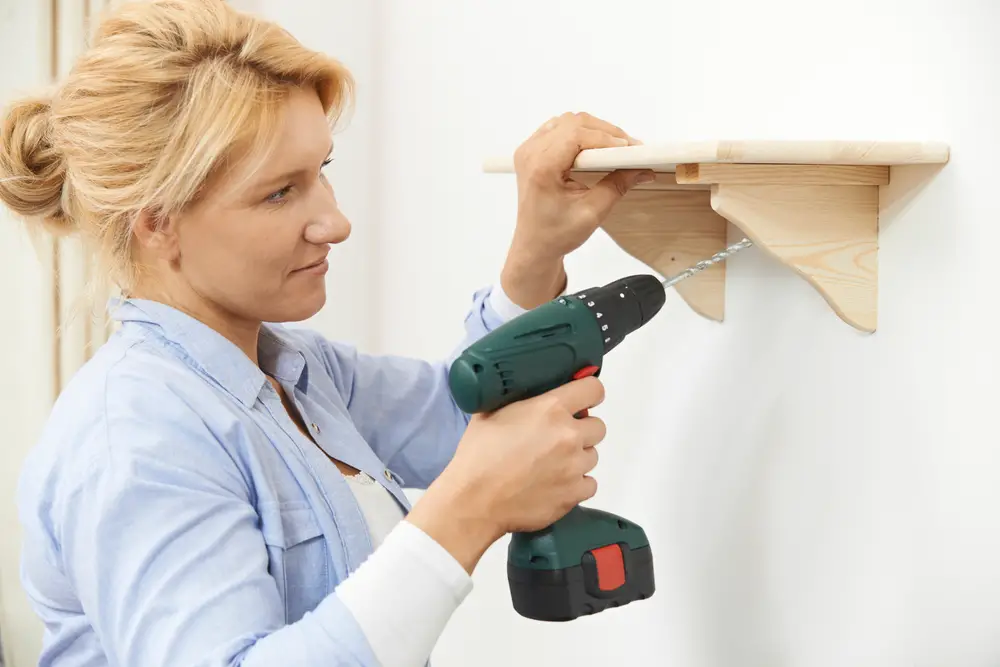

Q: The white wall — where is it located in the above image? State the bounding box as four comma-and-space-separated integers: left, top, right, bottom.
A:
372, 1, 1000, 666
0, 3, 58, 665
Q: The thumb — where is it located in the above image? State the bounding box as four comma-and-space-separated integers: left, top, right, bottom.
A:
582, 169, 656, 220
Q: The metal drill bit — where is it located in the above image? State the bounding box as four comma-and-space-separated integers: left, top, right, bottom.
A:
660, 237, 754, 289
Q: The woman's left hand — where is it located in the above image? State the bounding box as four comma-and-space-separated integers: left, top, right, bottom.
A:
500, 112, 656, 310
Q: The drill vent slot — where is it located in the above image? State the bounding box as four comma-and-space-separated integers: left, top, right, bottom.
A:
495, 362, 515, 394
514, 323, 570, 341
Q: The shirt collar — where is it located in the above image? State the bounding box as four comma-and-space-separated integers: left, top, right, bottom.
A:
109, 298, 307, 407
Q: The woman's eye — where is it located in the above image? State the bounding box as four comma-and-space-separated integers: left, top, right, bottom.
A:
266, 185, 293, 203
322, 157, 333, 168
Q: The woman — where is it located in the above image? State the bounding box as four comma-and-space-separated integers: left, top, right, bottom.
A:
0, 1, 656, 665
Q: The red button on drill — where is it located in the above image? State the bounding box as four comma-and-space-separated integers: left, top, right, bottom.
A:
590, 543, 626, 591
572, 365, 600, 418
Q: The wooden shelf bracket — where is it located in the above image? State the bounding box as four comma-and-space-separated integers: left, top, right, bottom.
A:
485, 141, 950, 332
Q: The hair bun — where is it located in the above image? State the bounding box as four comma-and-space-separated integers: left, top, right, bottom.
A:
0, 96, 72, 233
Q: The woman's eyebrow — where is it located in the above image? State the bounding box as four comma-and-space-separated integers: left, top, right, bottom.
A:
256, 167, 307, 189
254, 143, 335, 189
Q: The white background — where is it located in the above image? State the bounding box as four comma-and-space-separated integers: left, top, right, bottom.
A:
4, 0, 1000, 665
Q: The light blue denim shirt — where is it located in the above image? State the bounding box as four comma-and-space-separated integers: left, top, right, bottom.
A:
17, 284, 511, 666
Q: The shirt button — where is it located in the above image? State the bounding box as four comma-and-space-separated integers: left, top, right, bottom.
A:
384, 469, 393, 482
311, 423, 320, 434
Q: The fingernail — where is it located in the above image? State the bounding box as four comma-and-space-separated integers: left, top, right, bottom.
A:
636, 172, 656, 184
629, 136, 644, 145
614, 137, 629, 146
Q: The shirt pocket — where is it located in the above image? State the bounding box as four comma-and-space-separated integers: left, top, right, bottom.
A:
259, 501, 330, 624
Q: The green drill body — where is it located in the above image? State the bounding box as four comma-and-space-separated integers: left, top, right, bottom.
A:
448, 275, 664, 622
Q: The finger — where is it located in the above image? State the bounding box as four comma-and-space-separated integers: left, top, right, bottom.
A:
575, 416, 607, 448
577, 444, 599, 475
528, 127, 629, 180
528, 111, 578, 144
571, 112, 631, 142
565, 127, 630, 152
548, 375, 605, 414
515, 115, 568, 169
577, 169, 656, 224
521, 114, 638, 179
529, 115, 561, 140
569, 112, 643, 145
576, 476, 598, 502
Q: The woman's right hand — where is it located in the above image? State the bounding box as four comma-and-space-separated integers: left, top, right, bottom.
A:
405, 376, 607, 573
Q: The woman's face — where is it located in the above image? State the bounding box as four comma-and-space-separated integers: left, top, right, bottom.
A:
165, 86, 350, 325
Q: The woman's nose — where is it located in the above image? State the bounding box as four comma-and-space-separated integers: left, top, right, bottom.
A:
304, 209, 351, 245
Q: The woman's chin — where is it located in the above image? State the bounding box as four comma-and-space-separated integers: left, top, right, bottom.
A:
265, 286, 327, 324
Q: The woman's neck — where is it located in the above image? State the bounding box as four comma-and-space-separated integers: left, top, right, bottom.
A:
130, 283, 262, 365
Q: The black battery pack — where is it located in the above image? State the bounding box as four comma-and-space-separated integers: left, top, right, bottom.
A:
507, 543, 655, 622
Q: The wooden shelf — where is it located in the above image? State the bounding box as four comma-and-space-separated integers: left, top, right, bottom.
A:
484, 141, 950, 332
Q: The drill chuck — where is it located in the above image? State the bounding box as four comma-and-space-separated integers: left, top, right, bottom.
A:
566, 274, 665, 355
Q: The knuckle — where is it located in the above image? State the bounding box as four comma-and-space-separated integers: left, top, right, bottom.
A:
554, 112, 575, 127
575, 206, 601, 230
560, 425, 581, 449
541, 394, 563, 415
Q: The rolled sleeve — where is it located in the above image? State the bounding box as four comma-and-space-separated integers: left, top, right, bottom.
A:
486, 283, 529, 323
337, 520, 473, 667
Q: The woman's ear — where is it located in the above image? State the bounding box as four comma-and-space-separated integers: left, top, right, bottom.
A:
132, 208, 180, 262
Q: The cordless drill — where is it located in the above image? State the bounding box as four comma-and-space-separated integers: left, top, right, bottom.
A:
448, 274, 666, 622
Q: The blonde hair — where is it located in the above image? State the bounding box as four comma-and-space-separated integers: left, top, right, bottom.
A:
0, 0, 353, 292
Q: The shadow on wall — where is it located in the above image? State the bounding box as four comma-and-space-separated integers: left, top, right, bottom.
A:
879, 163, 949, 233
